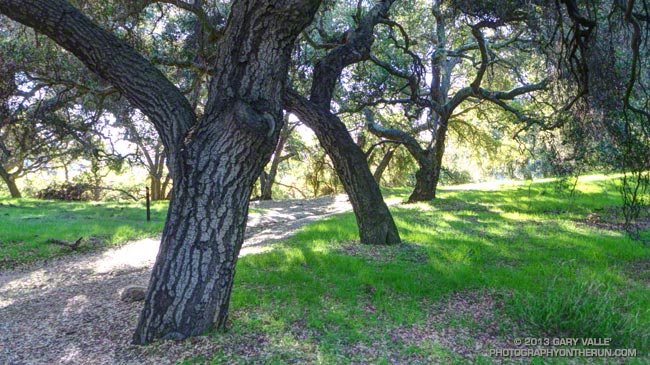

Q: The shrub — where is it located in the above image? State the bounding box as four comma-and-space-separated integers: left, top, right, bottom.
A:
36, 182, 93, 201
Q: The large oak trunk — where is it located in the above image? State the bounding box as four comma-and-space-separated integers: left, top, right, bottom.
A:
1, 0, 319, 345
408, 157, 438, 202
284, 0, 400, 245
133, 119, 272, 343
130, 0, 322, 344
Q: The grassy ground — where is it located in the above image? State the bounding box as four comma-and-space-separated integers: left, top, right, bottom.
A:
2, 174, 649, 364
0, 197, 272, 268
191, 175, 650, 364
0, 198, 169, 268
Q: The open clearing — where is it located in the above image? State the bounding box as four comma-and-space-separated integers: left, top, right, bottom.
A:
1, 176, 649, 364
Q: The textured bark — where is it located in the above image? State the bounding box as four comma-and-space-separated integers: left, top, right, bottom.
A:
1, 0, 321, 344
134, 119, 271, 343
286, 91, 400, 244
133, 0, 321, 344
284, 0, 401, 245
0, 166, 21, 198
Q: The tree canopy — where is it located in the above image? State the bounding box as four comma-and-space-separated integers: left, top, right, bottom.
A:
1, 0, 649, 344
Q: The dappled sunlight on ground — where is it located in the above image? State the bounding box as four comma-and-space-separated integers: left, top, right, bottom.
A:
93, 238, 159, 274
442, 173, 622, 192
62, 294, 90, 316
2, 176, 644, 364
0, 193, 363, 365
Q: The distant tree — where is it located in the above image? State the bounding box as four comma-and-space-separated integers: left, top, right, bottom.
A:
285, 0, 401, 244
360, 0, 550, 202
0, 17, 119, 198
0, 74, 85, 197
114, 106, 171, 201
259, 114, 298, 200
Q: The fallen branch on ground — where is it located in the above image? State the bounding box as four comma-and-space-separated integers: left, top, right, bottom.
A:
47, 237, 83, 250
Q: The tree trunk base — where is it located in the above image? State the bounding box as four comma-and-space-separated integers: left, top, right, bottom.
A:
407, 163, 439, 203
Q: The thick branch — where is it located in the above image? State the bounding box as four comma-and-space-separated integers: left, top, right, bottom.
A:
363, 109, 427, 163
447, 79, 548, 113
309, 0, 396, 108
0, 0, 197, 154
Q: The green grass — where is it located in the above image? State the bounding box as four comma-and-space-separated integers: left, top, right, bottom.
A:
2, 174, 650, 364
0, 198, 168, 267
0, 198, 267, 268
213, 174, 650, 364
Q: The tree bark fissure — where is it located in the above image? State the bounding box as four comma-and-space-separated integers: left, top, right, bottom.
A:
133, 0, 322, 344
134, 121, 270, 343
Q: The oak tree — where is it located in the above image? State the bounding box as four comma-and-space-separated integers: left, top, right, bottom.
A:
0, 0, 322, 344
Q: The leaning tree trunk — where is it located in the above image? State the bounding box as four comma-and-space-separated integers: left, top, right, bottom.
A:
0, 167, 21, 198
286, 91, 400, 244
408, 119, 448, 203
1, 0, 320, 345
6, 176, 21, 198
317, 120, 400, 244
131, 0, 322, 344
284, 0, 400, 245
373, 147, 396, 184
133, 119, 274, 343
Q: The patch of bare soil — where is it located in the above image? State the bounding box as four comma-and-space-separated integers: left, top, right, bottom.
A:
0, 194, 372, 365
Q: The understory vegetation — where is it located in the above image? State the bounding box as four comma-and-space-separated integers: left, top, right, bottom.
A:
2, 174, 648, 363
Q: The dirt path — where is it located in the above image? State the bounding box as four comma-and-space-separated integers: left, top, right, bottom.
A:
0, 194, 380, 365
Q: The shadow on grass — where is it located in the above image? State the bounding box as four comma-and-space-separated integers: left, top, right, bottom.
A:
2, 175, 649, 364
